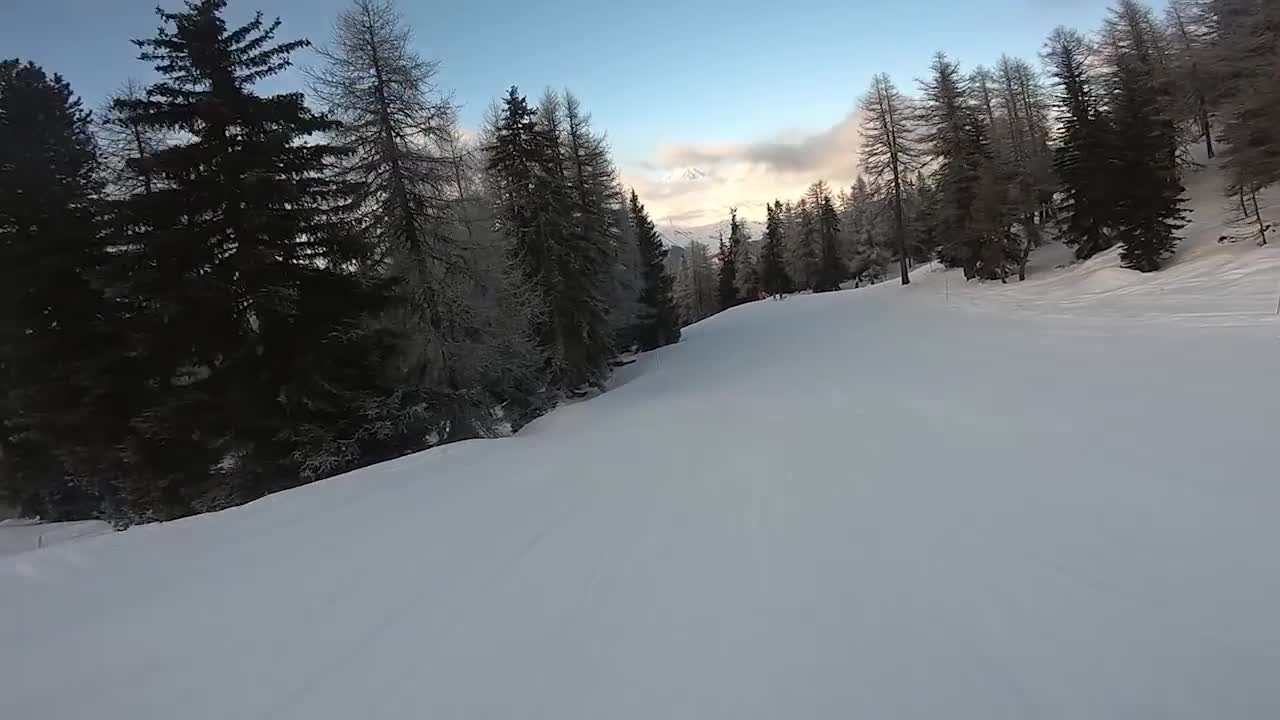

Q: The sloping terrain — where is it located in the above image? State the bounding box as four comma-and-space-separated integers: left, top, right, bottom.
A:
3, 162, 1279, 719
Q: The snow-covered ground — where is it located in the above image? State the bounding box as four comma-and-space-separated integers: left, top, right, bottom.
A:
0, 519, 113, 558
4, 163, 1280, 719
908, 156, 1280, 327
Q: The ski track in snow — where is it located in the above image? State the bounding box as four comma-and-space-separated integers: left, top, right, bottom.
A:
3, 165, 1280, 719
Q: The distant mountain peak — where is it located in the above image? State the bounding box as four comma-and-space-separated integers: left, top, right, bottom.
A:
662, 167, 708, 183
656, 217, 767, 247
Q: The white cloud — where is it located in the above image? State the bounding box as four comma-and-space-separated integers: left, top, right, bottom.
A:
622, 109, 864, 226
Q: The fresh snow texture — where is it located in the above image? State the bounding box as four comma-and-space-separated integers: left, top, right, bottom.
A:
3, 164, 1280, 720
0, 519, 112, 558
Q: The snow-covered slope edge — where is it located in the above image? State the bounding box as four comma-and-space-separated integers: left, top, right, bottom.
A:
903, 157, 1280, 327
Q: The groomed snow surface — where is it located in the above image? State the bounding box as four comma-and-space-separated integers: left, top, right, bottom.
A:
4, 164, 1280, 719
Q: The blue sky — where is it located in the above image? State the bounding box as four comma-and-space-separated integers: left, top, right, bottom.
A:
3, 0, 1122, 223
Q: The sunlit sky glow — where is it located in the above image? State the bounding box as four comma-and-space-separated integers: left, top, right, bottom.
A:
3, 0, 1125, 225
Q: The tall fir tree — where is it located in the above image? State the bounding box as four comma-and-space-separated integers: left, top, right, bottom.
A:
485, 87, 617, 393
1103, 0, 1190, 271
731, 216, 759, 301
785, 198, 821, 290
0, 61, 121, 519
919, 53, 1016, 280
841, 178, 891, 286
627, 190, 681, 350
557, 91, 620, 386
808, 181, 846, 292
308, 0, 542, 446
109, 0, 398, 519
717, 225, 739, 308
1045, 27, 1120, 260
758, 201, 791, 295
487, 88, 560, 364
609, 202, 646, 348
1108, 67, 1189, 270
675, 239, 717, 323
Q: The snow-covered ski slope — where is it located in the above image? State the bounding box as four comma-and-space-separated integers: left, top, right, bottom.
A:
4, 164, 1280, 720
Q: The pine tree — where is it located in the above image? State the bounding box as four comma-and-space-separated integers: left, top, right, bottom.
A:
808, 181, 846, 292
0, 61, 120, 519
1101, 0, 1190, 271
557, 91, 620, 386
1108, 71, 1189, 270
717, 225, 739, 308
731, 214, 759, 301
858, 74, 921, 285
487, 88, 560, 359
308, 0, 541, 445
609, 202, 646, 349
110, 0, 397, 519
908, 170, 941, 262
675, 239, 717, 323
628, 190, 681, 350
1045, 27, 1119, 260
786, 198, 821, 290
841, 178, 891, 286
485, 87, 617, 393
919, 53, 1016, 280
758, 201, 791, 295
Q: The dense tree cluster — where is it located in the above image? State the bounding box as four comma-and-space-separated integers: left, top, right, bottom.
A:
681, 0, 1270, 302
0, 0, 680, 522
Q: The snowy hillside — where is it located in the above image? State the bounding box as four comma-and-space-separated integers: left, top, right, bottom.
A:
4, 161, 1280, 719
0, 519, 112, 558
905, 155, 1280, 326
657, 217, 767, 248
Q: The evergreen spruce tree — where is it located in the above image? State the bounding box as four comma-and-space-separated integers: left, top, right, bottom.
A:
919, 53, 1016, 280
557, 91, 620, 386
717, 226, 739, 308
908, 170, 941, 263
308, 0, 541, 446
0, 61, 120, 519
1045, 27, 1119, 260
675, 239, 717, 323
808, 181, 846, 292
1102, 0, 1190, 271
486, 87, 617, 393
841, 178, 891, 286
487, 88, 560, 362
731, 215, 759, 301
627, 190, 681, 350
109, 0, 397, 519
609, 202, 646, 349
785, 198, 821, 290
758, 201, 791, 296
1108, 59, 1190, 271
